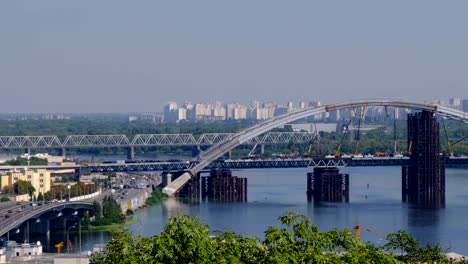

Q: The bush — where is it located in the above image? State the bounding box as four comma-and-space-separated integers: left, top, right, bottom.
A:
93, 196, 124, 226
125, 209, 134, 216
144, 189, 168, 206
0, 197, 10, 202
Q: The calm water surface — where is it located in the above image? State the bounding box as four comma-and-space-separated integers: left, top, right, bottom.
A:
54, 167, 468, 254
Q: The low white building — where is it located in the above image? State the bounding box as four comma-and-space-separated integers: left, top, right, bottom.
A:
12, 242, 43, 257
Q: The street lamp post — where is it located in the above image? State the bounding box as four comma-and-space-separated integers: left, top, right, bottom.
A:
62, 213, 82, 255
67, 185, 71, 201
66, 223, 76, 254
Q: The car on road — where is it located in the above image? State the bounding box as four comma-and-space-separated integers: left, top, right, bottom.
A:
5, 214, 10, 218
7, 209, 12, 213
16, 208, 22, 212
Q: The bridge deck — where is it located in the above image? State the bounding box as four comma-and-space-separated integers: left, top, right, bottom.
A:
2, 157, 465, 173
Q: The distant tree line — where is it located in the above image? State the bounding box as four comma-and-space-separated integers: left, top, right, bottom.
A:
0, 118, 465, 156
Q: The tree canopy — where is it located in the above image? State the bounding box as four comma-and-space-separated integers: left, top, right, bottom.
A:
13, 180, 35, 196
91, 212, 462, 264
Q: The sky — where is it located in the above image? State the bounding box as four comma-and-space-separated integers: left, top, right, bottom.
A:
0, 1, 467, 113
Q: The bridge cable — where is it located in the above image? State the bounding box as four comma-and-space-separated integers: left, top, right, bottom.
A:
450, 135, 468, 148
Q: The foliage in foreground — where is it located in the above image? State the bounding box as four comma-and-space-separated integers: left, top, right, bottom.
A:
91, 212, 466, 264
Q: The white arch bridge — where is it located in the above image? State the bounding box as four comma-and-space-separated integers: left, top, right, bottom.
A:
163, 99, 468, 196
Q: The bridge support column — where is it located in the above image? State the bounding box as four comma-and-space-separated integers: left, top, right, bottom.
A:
46, 219, 50, 240
161, 172, 172, 187
58, 147, 66, 157
192, 146, 202, 157
227, 151, 232, 160
127, 146, 135, 160
25, 148, 31, 155
201, 170, 247, 202
402, 110, 445, 208
260, 144, 265, 156
307, 168, 349, 203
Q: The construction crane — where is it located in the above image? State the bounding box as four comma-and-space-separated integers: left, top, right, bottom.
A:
335, 119, 353, 157
441, 118, 454, 156
302, 143, 313, 158
354, 106, 365, 155
248, 143, 258, 158
393, 108, 398, 155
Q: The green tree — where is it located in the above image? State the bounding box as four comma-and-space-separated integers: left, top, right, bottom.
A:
44, 191, 53, 201
384, 230, 446, 263
93, 196, 123, 226
13, 180, 35, 196
37, 192, 44, 202
1, 185, 13, 195
82, 211, 91, 230
93, 201, 102, 222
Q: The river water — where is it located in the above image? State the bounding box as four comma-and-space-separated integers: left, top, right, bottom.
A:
52, 167, 468, 254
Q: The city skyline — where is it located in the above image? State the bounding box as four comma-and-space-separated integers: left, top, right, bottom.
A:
1, 1, 468, 112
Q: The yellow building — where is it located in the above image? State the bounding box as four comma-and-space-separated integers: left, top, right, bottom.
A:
0, 169, 51, 197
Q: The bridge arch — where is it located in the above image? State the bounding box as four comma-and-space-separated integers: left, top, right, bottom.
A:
0, 202, 93, 237
163, 99, 468, 195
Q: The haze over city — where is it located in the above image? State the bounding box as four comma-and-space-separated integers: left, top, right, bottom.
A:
1, 1, 468, 112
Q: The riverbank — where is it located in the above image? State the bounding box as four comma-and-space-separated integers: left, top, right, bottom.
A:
86, 217, 139, 232
85, 189, 166, 232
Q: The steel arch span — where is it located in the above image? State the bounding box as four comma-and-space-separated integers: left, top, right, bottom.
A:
163, 99, 468, 196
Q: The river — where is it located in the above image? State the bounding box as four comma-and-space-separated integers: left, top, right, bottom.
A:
48, 166, 468, 254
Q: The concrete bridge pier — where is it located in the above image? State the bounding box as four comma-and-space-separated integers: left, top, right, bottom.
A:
24, 148, 31, 155
161, 172, 173, 187
46, 219, 50, 240
58, 147, 66, 157
192, 146, 202, 157
127, 146, 135, 160
260, 144, 265, 156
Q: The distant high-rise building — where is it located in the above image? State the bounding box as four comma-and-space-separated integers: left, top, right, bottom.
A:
177, 108, 187, 121
226, 103, 247, 120
462, 99, 468, 113
449, 97, 462, 107
233, 105, 247, 120
251, 100, 261, 109
163, 102, 178, 122
193, 103, 207, 120
212, 106, 226, 120
328, 110, 340, 122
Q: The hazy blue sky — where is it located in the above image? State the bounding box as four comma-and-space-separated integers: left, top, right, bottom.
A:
1, 1, 467, 112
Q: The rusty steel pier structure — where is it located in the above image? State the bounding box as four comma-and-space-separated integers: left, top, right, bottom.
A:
402, 111, 445, 208
307, 167, 349, 203
201, 169, 247, 202
165, 169, 247, 202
